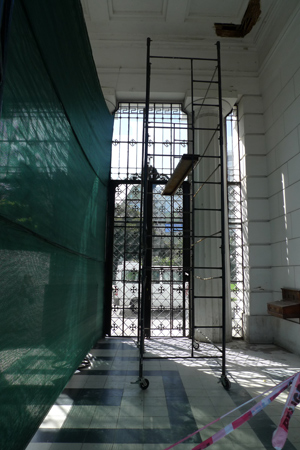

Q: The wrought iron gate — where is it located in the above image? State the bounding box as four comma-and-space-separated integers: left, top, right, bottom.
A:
109, 180, 190, 338
107, 102, 189, 338
110, 182, 141, 337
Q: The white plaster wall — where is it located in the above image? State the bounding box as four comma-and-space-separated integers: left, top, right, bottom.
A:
92, 0, 300, 348
238, 95, 272, 343
272, 316, 300, 357
257, 4, 300, 351
193, 111, 231, 343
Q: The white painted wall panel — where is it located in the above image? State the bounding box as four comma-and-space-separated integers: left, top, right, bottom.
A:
270, 215, 292, 243
271, 241, 285, 266
246, 177, 268, 198
261, 75, 282, 111
238, 95, 264, 117
283, 95, 300, 136
243, 134, 266, 156
247, 198, 269, 221
276, 128, 299, 167
239, 113, 265, 135
287, 153, 300, 186
265, 117, 285, 151
248, 221, 270, 244
290, 209, 300, 239
272, 79, 295, 123
269, 193, 280, 220
258, 7, 300, 350
250, 292, 273, 315
271, 266, 295, 292
266, 148, 277, 174
286, 237, 300, 266
245, 155, 267, 177
285, 181, 300, 213
249, 244, 271, 266
264, 105, 274, 132
294, 67, 300, 98
249, 267, 271, 291
268, 165, 288, 196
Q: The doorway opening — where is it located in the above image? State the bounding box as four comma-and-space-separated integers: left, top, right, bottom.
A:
107, 103, 189, 338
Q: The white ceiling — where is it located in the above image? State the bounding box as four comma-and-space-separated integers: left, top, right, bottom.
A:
82, 0, 257, 39
80, 0, 299, 110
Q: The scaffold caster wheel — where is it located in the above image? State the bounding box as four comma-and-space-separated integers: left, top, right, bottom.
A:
193, 341, 200, 350
220, 375, 231, 391
140, 378, 149, 390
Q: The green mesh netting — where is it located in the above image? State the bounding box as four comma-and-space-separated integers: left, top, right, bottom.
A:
0, 1, 113, 448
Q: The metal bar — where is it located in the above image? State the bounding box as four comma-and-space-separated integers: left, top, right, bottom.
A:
138, 106, 146, 345
183, 181, 190, 338
237, 104, 245, 338
144, 355, 223, 360
217, 41, 227, 379
193, 103, 220, 108
122, 188, 127, 335
193, 80, 219, 84
193, 126, 220, 131
150, 55, 218, 62
148, 125, 219, 132
144, 183, 153, 338
193, 234, 222, 239
191, 57, 195, 358
139, 37, 151, 382
197, 156, 222, 160
112, 141, 189, 147
194, 208, 222, 211
147, 126, 189, 131
193, 180, 221, 184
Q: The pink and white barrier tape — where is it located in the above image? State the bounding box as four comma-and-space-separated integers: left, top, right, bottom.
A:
163, 372, 299, 450
272, 372, 300, 450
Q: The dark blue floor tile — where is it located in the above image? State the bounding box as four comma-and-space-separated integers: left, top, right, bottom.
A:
59, 388, 123, 406
31, 430, 59, 443
55, 428, 88, 443
114, 429, 146, 444
164, 389, 188, 400
162, 371, 201, 445
94, 356, 139, 361
144, 429, 173, 443
84, 429, 117, 443
162, 374, 184, 389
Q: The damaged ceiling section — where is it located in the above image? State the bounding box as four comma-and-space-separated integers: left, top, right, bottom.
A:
214, 0, 261, 38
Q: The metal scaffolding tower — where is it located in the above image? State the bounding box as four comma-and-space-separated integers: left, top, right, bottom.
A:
136, 39, 231, 391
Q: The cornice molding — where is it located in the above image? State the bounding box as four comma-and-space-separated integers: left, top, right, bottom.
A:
97, 67, 258, 78
258, 1, 300, 77
89, 37, 257, 53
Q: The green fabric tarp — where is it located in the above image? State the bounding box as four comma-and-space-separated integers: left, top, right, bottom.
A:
0, 1, 113, 448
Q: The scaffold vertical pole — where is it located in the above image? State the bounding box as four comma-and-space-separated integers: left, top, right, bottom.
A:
138, 37, 151, 390
217, 41, 230, 390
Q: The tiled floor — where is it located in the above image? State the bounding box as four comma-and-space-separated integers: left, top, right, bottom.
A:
26, 337, 300, 450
